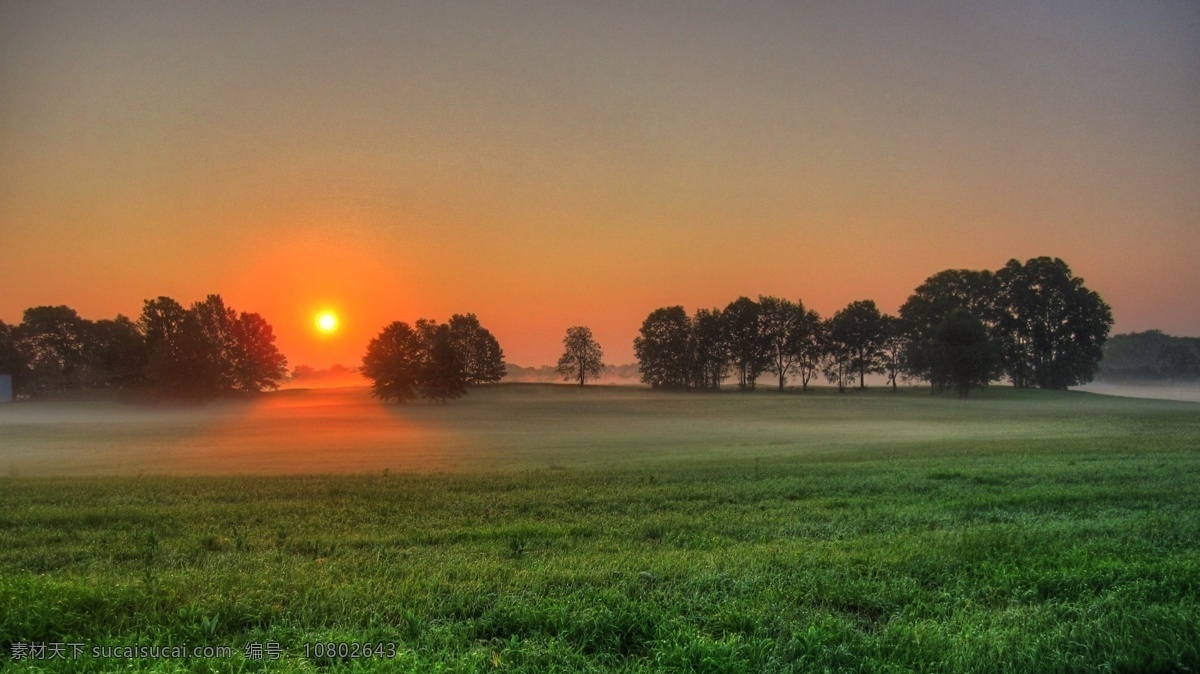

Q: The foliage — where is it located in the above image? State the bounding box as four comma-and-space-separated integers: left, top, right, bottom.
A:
759, 296, 821, 391
821, 317, 854, 393
0, 320, 29, 393
1098, 330, 1200, 382
447, 314, 506, 385
993, 257, 1113, 390
723, 297, 769, 391
361, 321, 427, 403
899, 269, 997, 387
421, 324, 468, 402
634, 307, 694, 390
229, 312, 289, 393
142, 295, 288, 399
12, 306, 92, 395
826, 300, 887, 390
556, 326, 604, 386
362, 317, 489, 402
879, 315, 906, 392
929, 309, 1000, 398
1158, 343, 1200, 382
690, 308, 729, 390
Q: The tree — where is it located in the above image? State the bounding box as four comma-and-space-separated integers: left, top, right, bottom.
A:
691, 308, 729, 390
362, 322, 426, 402
634, 307, 693, 390
880, 314, 906, 392
827, 300, 887, 390
928, 310, 999, 398
229, 312, 289, 392
141, 296, 214, 398
759, 296, 823, 390
140, 297, 188, 349
899, 269, 996, 387
87, 315, 149, 389
793, 307, 825, 391
447, 313, 506, 385
759, 296, 801, 390
14, 305, 92, 395
1158, 344, 1200, 382
723, 297, 769, 391
556, 326, 604, 386
0, 320, 29, 396
420, 324, 467, 402
993, 257, 1113, 389
821, 317, 854, 393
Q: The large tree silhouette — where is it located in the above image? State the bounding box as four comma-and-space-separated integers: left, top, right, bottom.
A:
828, 300, 887, 390
899, 269, 996, 388
993, 257, 1112, 389
448, 313, 506, 385
723, 297, 769, 391
929, 310, 999, 398
691, 307, 729, 390
362, 321, 426, 402
421, 324, 468, 402
635, 307, 693, 390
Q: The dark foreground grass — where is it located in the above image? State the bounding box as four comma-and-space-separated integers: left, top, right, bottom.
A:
1, 389, 1199, 672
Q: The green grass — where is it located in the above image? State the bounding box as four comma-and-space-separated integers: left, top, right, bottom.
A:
1, 385, 1198, 671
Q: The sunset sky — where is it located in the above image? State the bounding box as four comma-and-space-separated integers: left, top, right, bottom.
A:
2, 1, 1197, 368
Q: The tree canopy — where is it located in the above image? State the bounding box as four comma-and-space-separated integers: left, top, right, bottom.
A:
556, 326, 604, 386
361, 314, 504, 403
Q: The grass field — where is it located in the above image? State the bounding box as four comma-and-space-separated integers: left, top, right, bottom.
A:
2, 385, 1199, 672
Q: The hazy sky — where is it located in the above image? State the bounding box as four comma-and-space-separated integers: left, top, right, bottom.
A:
2, 1, 1197, 367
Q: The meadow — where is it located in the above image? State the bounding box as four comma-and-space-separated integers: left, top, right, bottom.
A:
1, 385, 1198, 672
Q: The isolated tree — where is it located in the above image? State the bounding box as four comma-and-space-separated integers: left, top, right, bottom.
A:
362, 321, 426, 402
229, 312, 289, 392
929, 310, 999, 398
993, 257, 1113, 389
899, 269, 996, 387
691, 308, 729, 389
634, 307, 693, 390
828, 300, 887, 390
420, 324, 467, 402
556, 326, 604, 386
447, 313, 506, 385
723, 297, 769, 391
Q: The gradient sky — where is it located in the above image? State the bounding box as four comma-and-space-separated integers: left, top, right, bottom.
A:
2, 1, 1197, 367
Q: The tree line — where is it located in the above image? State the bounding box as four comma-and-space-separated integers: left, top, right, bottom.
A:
0, 295, 288, 399
361, 314, 505, 403
1097, 330, 1200, 383
630, 257, 1112, 397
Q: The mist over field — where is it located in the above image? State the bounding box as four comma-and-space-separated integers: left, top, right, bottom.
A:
1, 384, 1195, 479
1074, 382, 1200, 404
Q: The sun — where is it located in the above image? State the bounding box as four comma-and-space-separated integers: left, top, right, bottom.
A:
315, 311, 339, 334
